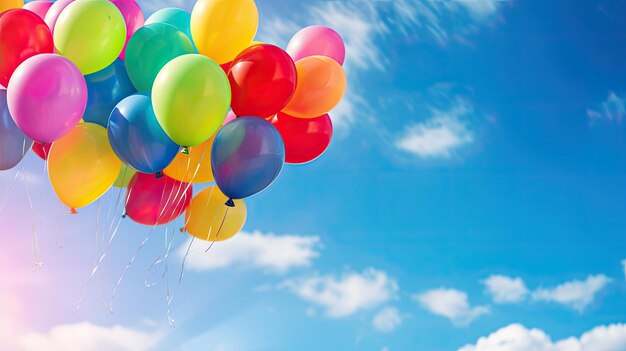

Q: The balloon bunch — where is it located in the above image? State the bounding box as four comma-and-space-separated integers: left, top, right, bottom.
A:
0, 0, 346, 242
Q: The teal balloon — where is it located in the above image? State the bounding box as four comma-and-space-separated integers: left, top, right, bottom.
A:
83, 59, 136, 127
125, 23, 195, 92
145, 8, 196, 51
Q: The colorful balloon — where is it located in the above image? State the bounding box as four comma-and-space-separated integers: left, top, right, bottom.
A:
152, 54, 230, 147
163, 133, 216, 183
282, 55, 347, 119
223, 110, 237, 125
83, 59, 136, 127
125, 172, 191, 225
286, 25, 345, 65
53, 0, 127, 74
48, 123, 122, 211
108, 94, 179, 174
145, 8, 195, 49
212, 117, 285, 202
23, 1, 54, 20
0, 90, 32, 171
7, 54, 87, 143
43, 0, 73, 32
228, 44, 297, 118
270, 113, 333, 164
110, 0, 144, 60
125, 23, 195, 92
114, 164, 136, 188
31, 142, 51, 161
184, 185, 246, 242
0, 9, 54, 87
190, 0, 258, 64
0, 0, 23, 13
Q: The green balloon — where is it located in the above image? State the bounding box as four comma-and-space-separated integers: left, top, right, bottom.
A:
125, 23, 195, 92
145, 8, 196, 51
113, 165, 136, 188
152, 54, 231, 147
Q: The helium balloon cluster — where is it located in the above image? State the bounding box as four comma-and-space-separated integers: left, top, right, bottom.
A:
0, 0, 346, 242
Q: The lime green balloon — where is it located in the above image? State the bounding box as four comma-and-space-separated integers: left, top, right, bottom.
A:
152, 54, 231, 147
113, 165, 136, 188
54, 0, 127, 75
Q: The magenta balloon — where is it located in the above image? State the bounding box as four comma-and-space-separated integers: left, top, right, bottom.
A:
286, 25, 345, 65
43, 0, 73, 32
223, 110, 237, 126
23, 1, 54, 20
110, 0, 145, 60
7, 54, 87, 144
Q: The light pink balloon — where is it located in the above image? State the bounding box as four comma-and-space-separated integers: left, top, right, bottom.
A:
44, 0, 74, 33
286, 25, 345, 65
223, 110, 237, 126
7, 54, 87, 144
110, 0, 145, 60
23, 1, 54, 20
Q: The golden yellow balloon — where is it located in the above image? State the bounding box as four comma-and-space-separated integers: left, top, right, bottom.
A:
48, 123, 122, 211
164, 134, 216, 183
0, 0, 23, 12
190, 0, 258, 64
184, 185, 246, 242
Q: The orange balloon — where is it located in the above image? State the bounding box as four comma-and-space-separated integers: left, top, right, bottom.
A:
282, 55, 346, 119
163, 134, 216, 183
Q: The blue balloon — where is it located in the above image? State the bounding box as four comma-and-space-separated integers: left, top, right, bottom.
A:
0, 90, 32, 171
83, 59, 136, 127
107, 94, 179, 174
145, 8, 197, 51
212, 117, 285, 202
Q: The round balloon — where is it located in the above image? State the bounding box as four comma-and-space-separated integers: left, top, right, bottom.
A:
286, 25, 345, 65
190, 0, 258, 64
125, 23, 195, 92
212, 117, 285, 201
228, 44, 297, 118
7, 54, 87, 143
110, 0, 144, 60
43, 0, 73, 32
152, 54, 230, 147
48, 123, 122, 210
108, 94, 180, 174
0, 90, 32, 171
0, 9, 54, 87
31, 142, 51, 161
282, 55, 347, 119
270, 112, 333, 164
23, 1, 54, 20
163, 133, 216, 183
83, 59, 136, 127
125, 172, 192, 225
0, 0, 23, 13
145, 8, 195, 49
184, 185, 246, 242
114, 164, 136, 188
54, 0, 127, 74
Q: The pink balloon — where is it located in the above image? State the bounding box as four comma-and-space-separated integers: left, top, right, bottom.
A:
23, 1, 54, 20
7, 54, 87, 144
223, 110, 237, 126
110, 0, 145, 60
286, 25, 345, 65
44, 0, 73, 33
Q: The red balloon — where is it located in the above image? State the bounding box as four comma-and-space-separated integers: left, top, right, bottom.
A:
0, 9, 54, 87
228, 44, 297, 118
32, 142, 51, 160
125, 172, 192, 226
270, 112, 333, 164
220, 61, 231, 74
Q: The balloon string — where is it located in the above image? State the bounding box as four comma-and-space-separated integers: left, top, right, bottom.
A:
203, 207, 229, 254
20, 156, 43, 271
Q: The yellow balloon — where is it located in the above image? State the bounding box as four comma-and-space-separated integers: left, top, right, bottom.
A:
0, 0, 23, 12
190, 0, 258, 64
184, 185, 246, 242
48, 123, 121, 211
164, 134, 216, 183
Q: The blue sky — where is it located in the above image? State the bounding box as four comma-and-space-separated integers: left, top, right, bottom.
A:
3, 0, 626, 350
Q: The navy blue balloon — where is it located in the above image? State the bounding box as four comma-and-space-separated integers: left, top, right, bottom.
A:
212, 117, 285, 201
0, 89, 32, 171
107, 93, 179, 174
83, 59, 136, 127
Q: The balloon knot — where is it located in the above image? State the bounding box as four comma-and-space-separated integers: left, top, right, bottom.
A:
122, 212, 127, 219
179, 227, 186, 233
181, 147, 189, 155
69, 208, 78, 215
225, 198, 235, 208
156, 171, 165, 179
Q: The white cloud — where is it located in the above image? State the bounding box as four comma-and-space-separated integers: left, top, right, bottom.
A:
483, 275, 529, 304
621, 260, 626, 281
179, 231, 320, 274
531, 275, 612, 312
458, 323, 626, 351
454, 0, 502, 18
372, 307, 403, 333
414, 288, 489, 326
18, 322, 161, 351
282, 268, 398, 318
587, 91, 626, 123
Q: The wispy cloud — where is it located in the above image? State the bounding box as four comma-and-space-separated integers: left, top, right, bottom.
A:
372, 307, 403, 333
458, 323, 626, 351
531, 275, 612, 312
587, 91, 626, 123
621, 260, 626, 282
282, 268, 398, 318
413, 288, 489, 326
482, 275, 529, 304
